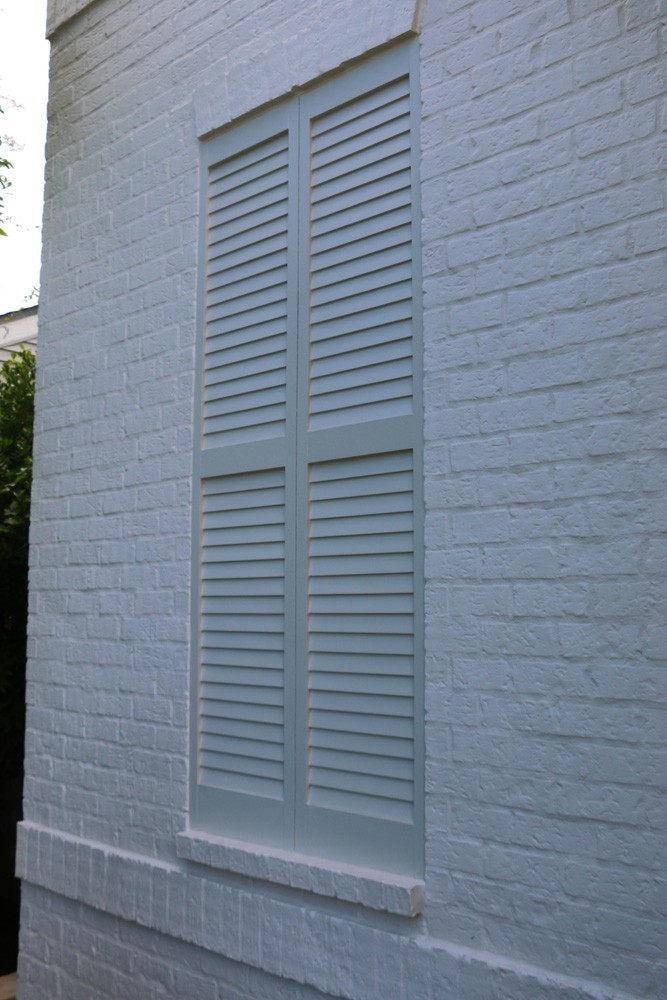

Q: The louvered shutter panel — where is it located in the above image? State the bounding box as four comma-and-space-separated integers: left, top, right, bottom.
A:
191, 106, 297, 845
294, 50, 423, 875
204, 133, 289, 447
307, 452, 415, 822
199, 469, 286, 799
309, 76, 413, 430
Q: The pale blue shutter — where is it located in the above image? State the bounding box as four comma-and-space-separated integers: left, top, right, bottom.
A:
191, 105, 298, 845
192, 46, 422, 874
294, 48, 424, 875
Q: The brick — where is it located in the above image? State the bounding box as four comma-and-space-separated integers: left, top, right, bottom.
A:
575, 102, 657, 157
575, 23, 660, 85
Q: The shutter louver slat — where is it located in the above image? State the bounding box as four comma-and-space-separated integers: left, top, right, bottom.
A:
311, 132, 409, 188
310, 306, 412, 354
311, 193, 411, 246
207, 263, 288, 304
311, 116, 410, 171
205, 355, 287, 393
310, 708, 413, 739
310, 271, 410, 316
199, 469, 285, 801
307, 453, 415, 824
308, 747, 413, 779
310, 672, 413, 693
309, 632, 414, 655
308, 393, 412, 429
201, 733, 283, 762
312, 146, 410, 201
309, 358, 412, 400
311, 262, 412, 310
201, 699, 283, 723
204, 133, 289, 449
206, 334, 286, 376
204, 387, 286, 425
311, 77, 409, 140
311, 337, 411, 383
208, 232, 288, 276
311, 241, 411, 290
209, 133, 288, 183
208, 198, 288, 248
208, 215, 287, 259
306, 651, 413, 674
206, 291, 287, 326
205, 316, 287, 351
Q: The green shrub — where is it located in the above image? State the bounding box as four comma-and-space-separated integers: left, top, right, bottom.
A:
0, 347, 35, 774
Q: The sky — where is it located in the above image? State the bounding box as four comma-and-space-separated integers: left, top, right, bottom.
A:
0, 0, 49, 315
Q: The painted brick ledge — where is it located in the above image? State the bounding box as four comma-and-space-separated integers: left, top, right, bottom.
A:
17, 822, 641, 1000
176, 829, 423, 917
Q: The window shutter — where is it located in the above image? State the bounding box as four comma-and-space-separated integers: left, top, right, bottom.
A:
295, 51, 423, 875
192, 46, 422, 874
192, 106, 298, 845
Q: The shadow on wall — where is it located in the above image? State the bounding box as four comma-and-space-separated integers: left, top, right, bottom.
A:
0, 775, 21, 976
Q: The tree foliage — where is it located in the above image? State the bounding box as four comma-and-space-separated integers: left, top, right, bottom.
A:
0, 104, 11, 237
0, 347, 35, 773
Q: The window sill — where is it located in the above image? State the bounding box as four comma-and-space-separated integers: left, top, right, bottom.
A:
176, 830, 423, 917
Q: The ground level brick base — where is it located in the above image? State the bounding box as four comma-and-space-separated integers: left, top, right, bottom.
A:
17, 827, 638, 1000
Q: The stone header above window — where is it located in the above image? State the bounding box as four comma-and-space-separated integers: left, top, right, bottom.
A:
193, 0, 422, 138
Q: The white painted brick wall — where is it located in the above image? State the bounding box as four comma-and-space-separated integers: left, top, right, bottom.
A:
20, 884, 333, 1000
19, 0, 666, 997
419, 1, 666, 995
